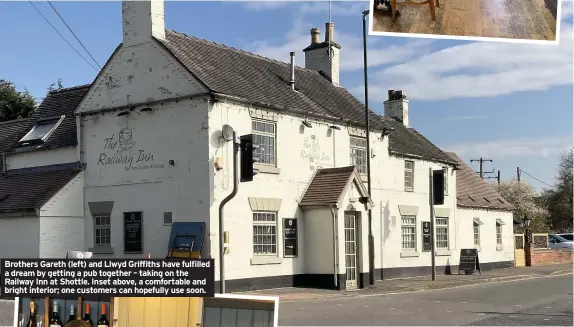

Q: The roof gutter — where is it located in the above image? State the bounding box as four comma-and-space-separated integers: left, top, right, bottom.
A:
0, 209, 39, 219
75, 92, 212, 117
210, 92, 387, 133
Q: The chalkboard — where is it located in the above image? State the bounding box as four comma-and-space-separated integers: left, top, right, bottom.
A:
124, 211, 143, 253
422, 221, 431, 252
458, 249, 481, 275
283, 218, 298, 257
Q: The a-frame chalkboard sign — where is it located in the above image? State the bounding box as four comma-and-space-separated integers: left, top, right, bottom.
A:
458, 249, 481, 275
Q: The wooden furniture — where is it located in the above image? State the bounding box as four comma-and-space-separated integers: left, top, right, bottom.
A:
390, 0, 440, 22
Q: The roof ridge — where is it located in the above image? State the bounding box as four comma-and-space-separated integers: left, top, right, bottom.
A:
48, 84, 91, 94
165, 29, 321, 74
0, 117, 33, 126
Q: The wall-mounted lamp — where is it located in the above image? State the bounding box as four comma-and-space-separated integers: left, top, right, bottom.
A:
140, 107, 153, 112
302, 120, 312, 128
329, 125, 341, 130
117, 111, 130, 117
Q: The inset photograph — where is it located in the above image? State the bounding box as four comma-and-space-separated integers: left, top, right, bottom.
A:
370, 0, 559, 43
16, 294, 278, 327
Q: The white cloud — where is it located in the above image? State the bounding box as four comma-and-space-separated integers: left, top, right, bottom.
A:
247, 1, 573, 102
445, 136, 573, 159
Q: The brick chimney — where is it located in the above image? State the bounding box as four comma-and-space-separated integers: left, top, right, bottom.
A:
303, 22, 341, 86
122, 0, 166, 47
384, 90, 409, 127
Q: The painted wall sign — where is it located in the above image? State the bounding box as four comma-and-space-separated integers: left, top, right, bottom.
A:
300, 134, 331, 166
97, 121, 165, 171
422, 221, 431, 252
283, 218, 298, 257
124, 211, 143, 253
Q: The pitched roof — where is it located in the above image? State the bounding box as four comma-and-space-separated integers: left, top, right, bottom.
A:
0, 118, 35, 172
0, 162, 82, 214
1, 85, 90, 154
447, 152, 514, 211
299, 166, 373, 207
158, 30, 456, 165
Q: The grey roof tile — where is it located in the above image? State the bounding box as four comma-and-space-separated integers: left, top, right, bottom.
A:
159, 30, 456, 165
447, 152, 514, 211
0, 162, 82, 213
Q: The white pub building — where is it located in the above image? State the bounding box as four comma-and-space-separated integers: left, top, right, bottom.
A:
0, 0, 515, 291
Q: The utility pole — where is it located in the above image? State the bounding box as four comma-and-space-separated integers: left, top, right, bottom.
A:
470, 157, 494, 179
517, 167, 521, 183
485, 170, 500, 184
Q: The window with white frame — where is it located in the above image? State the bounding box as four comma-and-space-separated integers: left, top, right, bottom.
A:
251, 120, 276, 166
435, 217, 449, 249
473, 221, 480, 246
401, 215, 417, 250
253, 212, 278, 255
496, 222, 502, 245
349, 136, 367, 174
404, 160, 414, 191
443, 167, 448, 195
94, 214, 111, 247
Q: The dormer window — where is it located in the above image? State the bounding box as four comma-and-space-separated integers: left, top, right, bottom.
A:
18, 115, 64, 147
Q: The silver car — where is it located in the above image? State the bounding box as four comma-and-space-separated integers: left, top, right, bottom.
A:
548, 233, 574, 249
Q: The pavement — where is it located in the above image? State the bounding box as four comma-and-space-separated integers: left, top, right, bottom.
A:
278, 273, 574, 326
239, 263, 574, 301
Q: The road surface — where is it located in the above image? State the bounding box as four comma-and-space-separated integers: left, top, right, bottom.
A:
278, 274, 573, 326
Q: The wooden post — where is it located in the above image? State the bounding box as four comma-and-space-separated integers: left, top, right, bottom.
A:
44, 297, 50, 327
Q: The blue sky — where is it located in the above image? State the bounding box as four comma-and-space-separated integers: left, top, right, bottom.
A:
0, 0, 572, 192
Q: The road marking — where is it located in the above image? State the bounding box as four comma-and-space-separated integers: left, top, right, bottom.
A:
544, 319, 550, 321
509, 315, 515, 318
390, 308, 395, 310
417, 309, 422, 311
478, 313, 484, 316
364, 306, 370, 308
436, 301, 441, 303
545, 307, 551, 309
462, 302, 467, 304
514, 304, 522, 307
446, 310, 452, 313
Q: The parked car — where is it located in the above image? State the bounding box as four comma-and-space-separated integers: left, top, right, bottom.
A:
548, 233, 574, 250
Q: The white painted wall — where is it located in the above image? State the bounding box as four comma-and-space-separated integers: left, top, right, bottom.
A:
80, 98, 211, 258
207, 100, 389, 281
457, 208, 514, 264
303, 208, 333, 275
5, 147, 77, 170
39, 171, 85, 258
0, 217, 40, 259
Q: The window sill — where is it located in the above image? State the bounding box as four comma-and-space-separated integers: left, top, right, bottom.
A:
89, 246, 114, 254
254, 164, 281, 175
360, 174, 368, 182
250, 256, 283, 265
474, 245, 482, 252
435, 249, 451, 256
404, 188, 414, 192
496, 245, 504, 251
400, 250, 420, 258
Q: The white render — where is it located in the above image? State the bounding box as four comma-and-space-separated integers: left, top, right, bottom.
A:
5, 147, 77, 170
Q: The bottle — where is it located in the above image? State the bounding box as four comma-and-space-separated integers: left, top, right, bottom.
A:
26, 301, 36, 327
82, 303, 93, 326
49, 301, 63, 327
66, 305, 76, 324
97, 304, 109, 327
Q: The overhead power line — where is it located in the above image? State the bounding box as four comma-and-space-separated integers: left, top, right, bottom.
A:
47, 0, 102, 70
28, 1, 99, 72
518, 168, 554, 188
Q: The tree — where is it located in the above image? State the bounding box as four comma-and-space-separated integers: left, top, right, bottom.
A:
48, 78, 64, 93
0, 79, 36, 122
492, 180, 550, 233
540, 149, 573, 232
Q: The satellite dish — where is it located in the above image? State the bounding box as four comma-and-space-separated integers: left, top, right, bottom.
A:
221, 124, 235, 142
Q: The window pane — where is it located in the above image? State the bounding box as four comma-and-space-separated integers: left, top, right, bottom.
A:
253, 212, 277, 255
401, 216, 416, 249
20, 119, 59, 142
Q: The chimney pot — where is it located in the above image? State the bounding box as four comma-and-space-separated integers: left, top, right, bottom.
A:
311, 28, 320, 44
388, 90, 394, 100
325, 22, 335, 43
